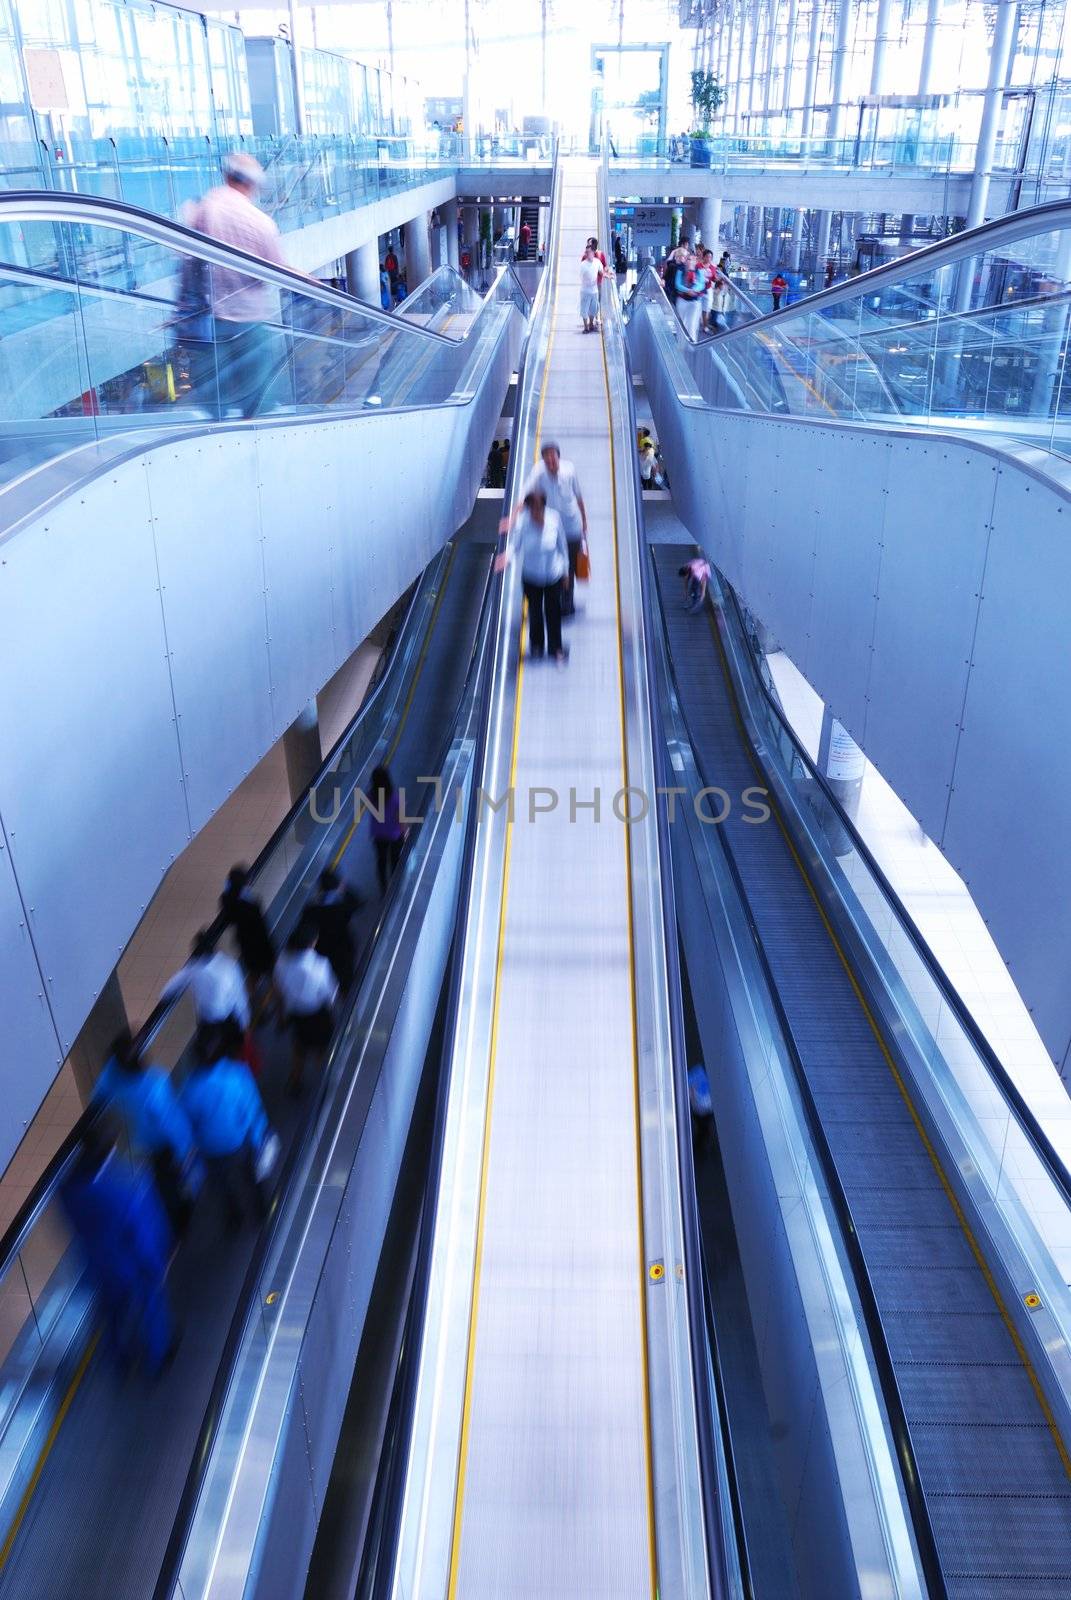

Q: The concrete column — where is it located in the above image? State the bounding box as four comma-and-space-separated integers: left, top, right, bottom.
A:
700, 195, 723, 252
345, 239, 381, 305
814, 209, 833, 281
446, 206, 460, 270
800, 0, 823, 142
68, 969, 128, 1102
870, 0, 894, 97
768, 206, 783, 266
404, 210, 433, 289
828, 0, 854, 144
918, 0, 942, 96
283, 701, 322, 806
788, 207, 805, 271
965, 0, 1018, 230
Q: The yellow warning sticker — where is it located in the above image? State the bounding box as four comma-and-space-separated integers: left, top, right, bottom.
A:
1024, 1292, 1042, 1309
265, 1291, 279, 1305
649, 1262, 665, 1283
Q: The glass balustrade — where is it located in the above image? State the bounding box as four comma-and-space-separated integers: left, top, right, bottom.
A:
629, 206, 1071, 459
0, 203, 525, 492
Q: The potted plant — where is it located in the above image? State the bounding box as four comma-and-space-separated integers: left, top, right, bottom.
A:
690, 69, 725, 167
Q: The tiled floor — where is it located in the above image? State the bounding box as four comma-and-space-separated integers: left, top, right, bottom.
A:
766, 649, 1071, 1159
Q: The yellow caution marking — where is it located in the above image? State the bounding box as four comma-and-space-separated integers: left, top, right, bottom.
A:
649, 1262, 666, 1283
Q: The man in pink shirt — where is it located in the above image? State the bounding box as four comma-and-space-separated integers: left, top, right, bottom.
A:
188, 152, 289, 417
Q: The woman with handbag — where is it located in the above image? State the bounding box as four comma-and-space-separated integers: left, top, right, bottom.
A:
497, 490, 570, 668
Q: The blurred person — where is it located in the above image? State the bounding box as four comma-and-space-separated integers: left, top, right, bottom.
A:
639, 438, 657, 488
486, 440, 506, 488
679, 551, 712, 612
187, 152, 288, 419
586, 236, 609, 274
181, 1023, 271, 1227
674, 250, 705, 341
274, 921, 339, 1092
497, 490, 569, 667
384, 244, 400, 288
614, 235, 627, 276
518, 442, 588, 618
161, 929, 249, 1033
519, 219, 532, 259
61, 1110, 176, 1376
700, 248, 718, 333
578, 243, 601, 334
688, 1063, 715, 1152
379, 263, 392, 311
771, 271, 788, 310
94, 1028, 198, 1234
308, 867, 362, 991
219, 864, 276, 1008
367, 765, 407, 895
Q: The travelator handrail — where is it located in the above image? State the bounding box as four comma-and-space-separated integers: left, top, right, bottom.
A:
683, 195, 1071, 342
361, 148, 564, 1600
396, 260, 533, 340
601, 145, 750, 1600
0, 189, 459, 344
151, 545, 498, 1600
724, 582, 1071, 1215
0, 557, 435, 1282
650, 566, 947, 1600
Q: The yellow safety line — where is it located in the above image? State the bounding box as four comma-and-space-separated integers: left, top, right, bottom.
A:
447, 184, 660, 1593
705, 603, 1071, 1483
445, 220, 556, 1600
0, 1328, 102, 1572
329, 539, 460, 871
599, 307, 660, 1596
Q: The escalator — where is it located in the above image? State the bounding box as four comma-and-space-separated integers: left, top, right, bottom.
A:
649, 542, 1071, 1596
0, 513, 500, 1600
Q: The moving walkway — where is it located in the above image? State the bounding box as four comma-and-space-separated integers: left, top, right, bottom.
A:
628, 209, 1071, 1595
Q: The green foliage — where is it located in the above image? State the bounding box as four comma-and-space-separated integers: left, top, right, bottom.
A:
636, 87, 662, 125
690, 69, 726, 132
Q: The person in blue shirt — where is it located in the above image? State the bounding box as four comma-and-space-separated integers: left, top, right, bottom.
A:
94, 1028, 198, 1233
181, 1023, 271, 1230
61, 1110, 176, 1377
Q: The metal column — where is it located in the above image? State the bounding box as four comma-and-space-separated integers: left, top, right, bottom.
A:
799, 0, 822, 142
965, 0, 1018, 229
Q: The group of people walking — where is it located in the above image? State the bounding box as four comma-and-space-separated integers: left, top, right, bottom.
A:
497, 442, 589, 667
663, 240, 735, 340
66, 765, 409, 1379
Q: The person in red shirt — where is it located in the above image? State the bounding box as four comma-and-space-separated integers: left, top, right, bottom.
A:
519, 220, 532, 259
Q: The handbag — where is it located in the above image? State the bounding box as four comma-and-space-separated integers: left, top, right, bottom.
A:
575, 545, 591, 582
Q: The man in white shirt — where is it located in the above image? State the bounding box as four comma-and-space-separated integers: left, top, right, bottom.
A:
161, 930, 250, 1031
578, 244, 601, 333
519, 442, 589, 618
187, 152, 288, 418
274, 921, 339, 1092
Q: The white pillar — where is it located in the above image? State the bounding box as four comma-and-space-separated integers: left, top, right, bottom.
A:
404, 210, 433, 288
965, 0, 1018, 230
800, 0, 823, 142
763, 0, 779, 121
789, 207, 805, 270
733, 0, 748, 131
441, 201, 461, 270
700, 195, 723, 251
746, 0, 762, 132
828, 0, 854, 144
870, 0, 894, 97
781, 0, 799, 118
345, 239, 381, 304
918, 0, 942, 96
814, 209, 833, 280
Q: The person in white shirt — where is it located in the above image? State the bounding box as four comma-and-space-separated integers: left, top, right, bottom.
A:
274, 920, 339, 1092
161, 930, 250, 1031
578, 244, 601, 333
518, 442, 589, 617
